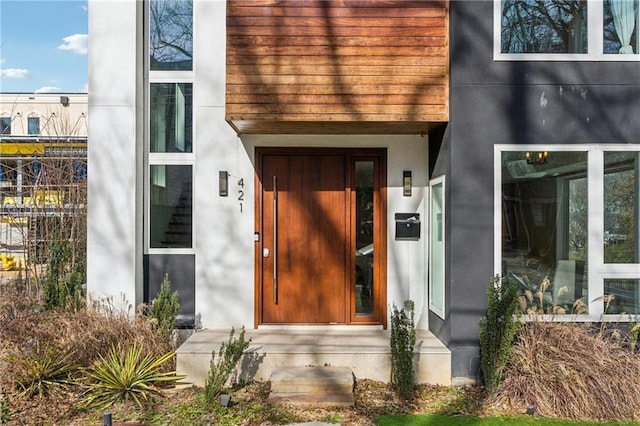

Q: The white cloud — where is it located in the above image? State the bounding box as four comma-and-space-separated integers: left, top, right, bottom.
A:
0, 68, 30, 79
58, 34, 88, 55
35, 86, 63, 94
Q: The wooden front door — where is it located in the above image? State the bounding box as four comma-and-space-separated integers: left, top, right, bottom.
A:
256, 149, 386, 325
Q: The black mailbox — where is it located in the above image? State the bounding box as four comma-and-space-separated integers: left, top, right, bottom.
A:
395, 213, 420, 240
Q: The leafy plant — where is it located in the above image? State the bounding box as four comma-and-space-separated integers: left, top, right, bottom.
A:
14, 344, 77, 398
479, 275, 521, 394
0, 395, 8, 424
43, 233, 85, 312
321, 413, 344, 423
80, 344, 182, 411
148, 273, 180, 338
204, 327, 250, 403
390, 300, 416, 399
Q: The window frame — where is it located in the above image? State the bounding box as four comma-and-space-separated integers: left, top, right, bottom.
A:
495, 144, 640, 321
144, 0, 196, 255
494, 0, 640, 61
429, 175, 446, 319
28, 116, 40, 136
0, 117, 11, 135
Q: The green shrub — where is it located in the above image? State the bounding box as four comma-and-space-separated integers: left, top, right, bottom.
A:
0, 394, 9, 424
80, 343, 182, 411
43, 238, 84, 312
390, 300, 416, 399
148, 273, 180, 338
478, 275, 520, 394
14, 344, 77, 398
204, 327, 250, 403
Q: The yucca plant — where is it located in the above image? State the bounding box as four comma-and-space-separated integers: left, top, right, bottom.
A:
14, 344, 77, 398
79, 344, 183, 411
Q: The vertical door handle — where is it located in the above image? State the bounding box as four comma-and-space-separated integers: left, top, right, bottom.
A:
273, 176, 278, 304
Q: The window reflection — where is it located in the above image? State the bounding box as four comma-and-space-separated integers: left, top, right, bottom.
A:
502, 151, 589, 314
150, 165, 192, 248
150, 83, 192, 153
355, 161, 374, 316
501, 0, 588, 53
604, 152, 639, 264
604, 279, 640, 314
150, 0, 193, 71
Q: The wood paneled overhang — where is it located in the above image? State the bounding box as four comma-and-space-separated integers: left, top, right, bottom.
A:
226, 0, 449, 135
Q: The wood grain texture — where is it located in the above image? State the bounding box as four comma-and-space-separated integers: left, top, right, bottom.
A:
226, 0, 449, 134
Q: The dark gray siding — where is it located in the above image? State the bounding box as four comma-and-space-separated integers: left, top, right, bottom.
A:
439, 0, 640, 381
144, 254, 195, 325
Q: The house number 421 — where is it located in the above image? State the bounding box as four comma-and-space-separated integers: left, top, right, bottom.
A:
237, 178, 245, 213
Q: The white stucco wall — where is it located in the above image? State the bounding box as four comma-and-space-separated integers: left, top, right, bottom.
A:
87, 0, 144, 312
88, 0, 431, 329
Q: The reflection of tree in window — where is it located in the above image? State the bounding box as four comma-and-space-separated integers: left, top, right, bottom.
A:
568, 177, 587, 261
604, 152, 638, 263
501, 0, 588, 53
150, 0, 193, 70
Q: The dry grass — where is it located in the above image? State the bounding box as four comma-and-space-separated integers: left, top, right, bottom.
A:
490, 321, 640, 422
0, 276, 174, 424
4, 274, 640, 424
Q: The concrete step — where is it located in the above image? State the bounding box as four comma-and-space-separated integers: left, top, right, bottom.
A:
269, 366, 354, 406
176, 328, 452, 387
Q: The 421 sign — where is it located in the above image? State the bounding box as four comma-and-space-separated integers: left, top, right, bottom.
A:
237, 178, 245, 213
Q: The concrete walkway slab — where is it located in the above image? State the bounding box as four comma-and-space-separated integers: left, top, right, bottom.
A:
270, 366, 354, 407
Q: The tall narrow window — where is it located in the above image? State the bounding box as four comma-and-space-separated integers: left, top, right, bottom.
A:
429, 178, 445, 318
354, 161, 374, 316
150, 83, 192, 153
149, 165, 192, 248
604, 151, 639, 263
150, 0, 193, 71
28, 117, 40, 135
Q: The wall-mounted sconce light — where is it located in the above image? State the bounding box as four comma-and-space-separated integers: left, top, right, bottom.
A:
219, 171, 228, 196
525, 151, 548, 165
60, 96, 69, 107
403, 171, 412, 196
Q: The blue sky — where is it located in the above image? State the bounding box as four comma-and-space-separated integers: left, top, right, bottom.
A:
0, 0, 88, 93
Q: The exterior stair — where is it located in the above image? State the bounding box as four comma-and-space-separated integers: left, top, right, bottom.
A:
269, 366, 355, 407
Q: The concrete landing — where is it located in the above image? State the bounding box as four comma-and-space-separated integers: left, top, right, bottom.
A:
269, 366, 354, 406
176, 328, 451, 387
